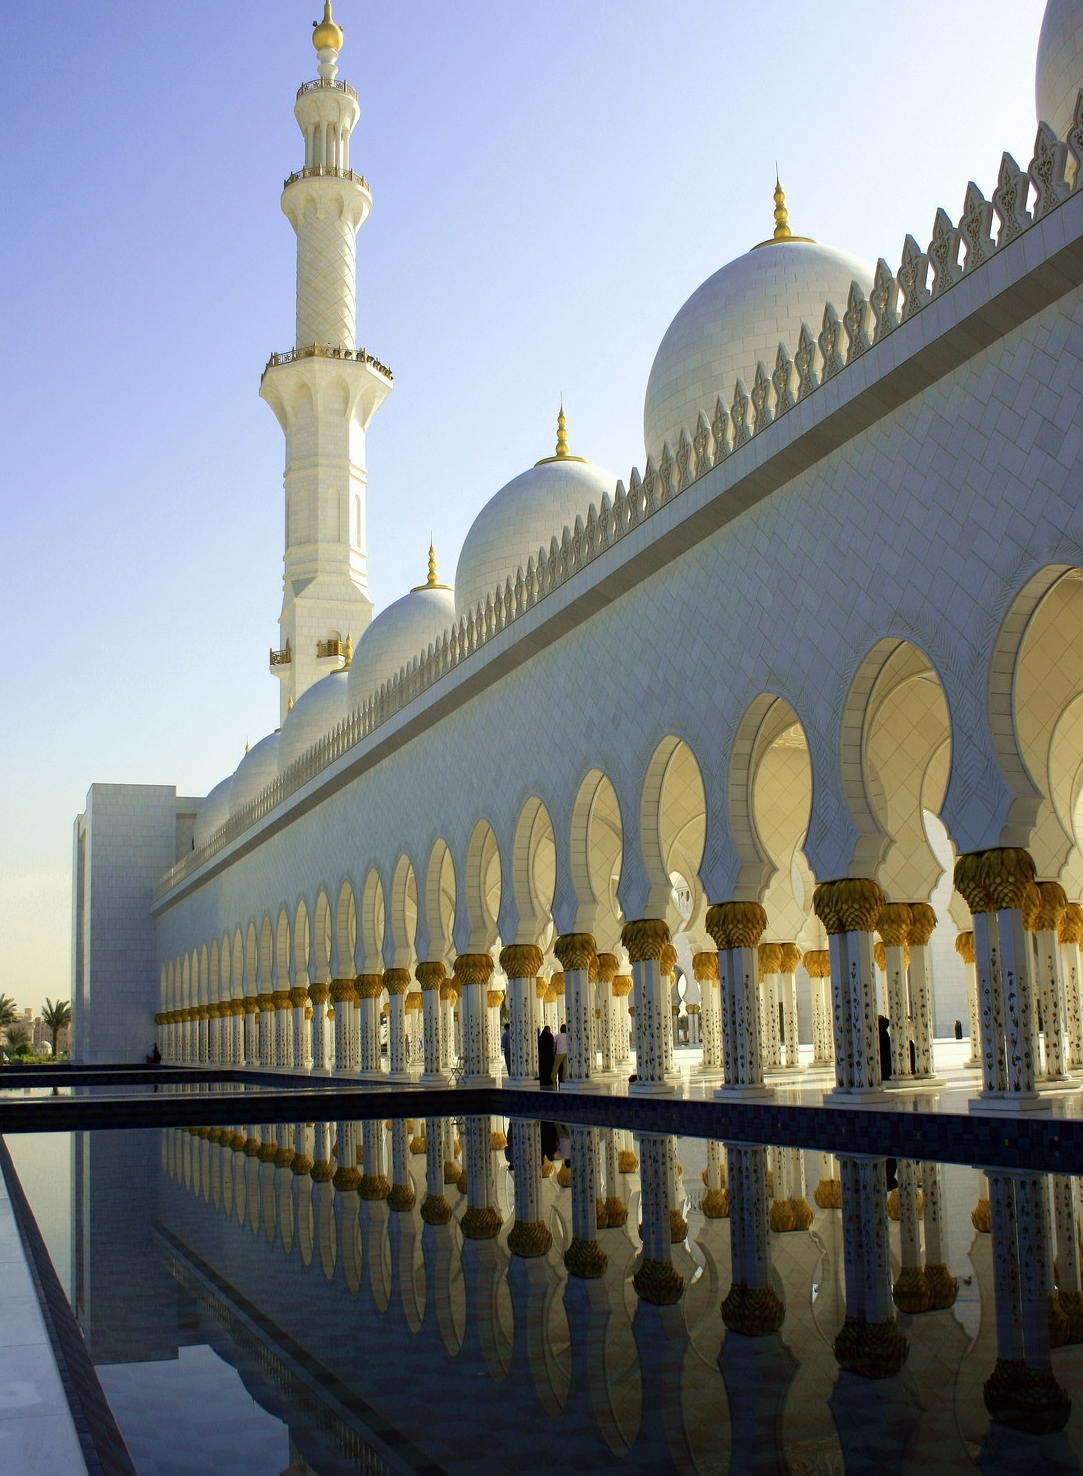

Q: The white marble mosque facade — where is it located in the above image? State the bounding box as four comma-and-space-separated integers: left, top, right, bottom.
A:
71, 3, 1083, 1107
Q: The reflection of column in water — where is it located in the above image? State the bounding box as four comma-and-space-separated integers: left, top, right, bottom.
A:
891, 1159, 931, 1313
700, 1140, 728, 1219
388, 1117, 416, 1211
632, 1132, 683, 1304
360, 1119, 390, 1200
461, 1114, 502, 1240
332, 1119, 360, 1190
564, 1125, 607, 1278
982, 1169, 1070, 1432
1052, 1173, 1083, 1339
601, 1127, 628, 1227
920, 1161, 957, 1309
721, 1143, 784, 1335
507, 1119, 552, 1256
420, 1116, 453, 1224
833, 1155, 908, 1377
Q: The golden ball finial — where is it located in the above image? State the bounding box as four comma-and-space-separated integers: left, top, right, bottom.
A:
534, 401, 588, 466
412, 540, 452, 592
313, 1, 344, 52
752, 174, 815, 250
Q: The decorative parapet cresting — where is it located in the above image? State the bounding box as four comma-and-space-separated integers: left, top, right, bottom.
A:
152, 99, 1083, 902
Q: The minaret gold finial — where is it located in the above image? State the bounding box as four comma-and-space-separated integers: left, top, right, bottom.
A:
343, 632, 353, 668
534, 401, 589, 466
287, 695, 294, 711
752, 174, 815, 250
412, 540, 452, 591
313, 2, 343, 53
555, 401, 570, 459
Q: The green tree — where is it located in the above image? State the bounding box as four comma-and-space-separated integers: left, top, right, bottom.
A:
0, 995, 19, 1061
5, 1026, 30, 1058
41, 998, 72, 1059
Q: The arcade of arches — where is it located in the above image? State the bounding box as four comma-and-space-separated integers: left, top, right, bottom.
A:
158, 571, 1083, 1110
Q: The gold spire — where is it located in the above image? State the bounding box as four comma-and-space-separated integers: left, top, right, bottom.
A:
287, 695, 294, 711
343, 632, 353, 668
535, 402, 589, 466
752, 175, 815, 250
312, 2, 343, 52
412, 541, 452, 591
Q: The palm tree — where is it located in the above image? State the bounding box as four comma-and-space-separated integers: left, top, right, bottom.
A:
0, 994, 18, 1060
41, 999, 72, 1060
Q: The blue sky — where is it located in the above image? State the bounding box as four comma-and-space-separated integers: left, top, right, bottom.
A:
0, 0, 1048, 1008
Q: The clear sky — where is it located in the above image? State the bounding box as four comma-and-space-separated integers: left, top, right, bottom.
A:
0, 0, 1050, 1011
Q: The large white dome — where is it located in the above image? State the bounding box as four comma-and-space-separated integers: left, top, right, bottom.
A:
229, 730, 280, 817
193, 774, 233, 850
278, 670, 349, 772
1037, 0, 1083, 140
644, 226, 874, 464
455, 413, 618, 619
348, 556, 456, 705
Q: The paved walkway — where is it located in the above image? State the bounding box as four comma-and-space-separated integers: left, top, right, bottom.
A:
0, 1167, 86, 1475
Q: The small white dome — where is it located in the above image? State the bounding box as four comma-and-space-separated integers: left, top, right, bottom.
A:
455, 412, 618, 619
193, 774, 233, 850
1036, 0, 1083, 139
229, 730, 281, 816
644, 212, 874, 463
278, 670, 350, 772
348, 565, 456, 706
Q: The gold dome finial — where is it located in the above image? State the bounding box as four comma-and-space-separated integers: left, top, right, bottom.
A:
534, 401, 589, 466
772, 174, 791, 242
313, 1, 344, 52
412, 539, 452, 591
287, 695, 294, 711
752, 173, 815, 250
343, 632, 353, 668
555, 401, 570, 458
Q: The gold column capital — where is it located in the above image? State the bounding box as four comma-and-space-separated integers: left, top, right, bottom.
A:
812, 878, 884, 934
415, 960, 446, 990
876, 902, 913, 947
620, 917, 671, 962
1034, 879, 1069, 933
611, 974, 633, 997
383, 968, 412, 994
757, 942, 782, 974
907, 903, 937, 947
594, 951, 619, 983
288, 986, 310, 1007
705, 901, 766, 950
954, 847, 1036, 913
329, 978, 357, 1004
307, 981, 330, 1004
954, 930, 975, 964
692, 951, 719, 982
1059, 903, 1083, 945
778, 942, 801, 973
660, 941, 678, 977
453, 953, 495, 987
499, 943, 544, 978
554, 933, 597, 972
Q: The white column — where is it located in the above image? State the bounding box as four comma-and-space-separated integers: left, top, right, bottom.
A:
622, 921, 674, 1095
456, 955, 496, 1086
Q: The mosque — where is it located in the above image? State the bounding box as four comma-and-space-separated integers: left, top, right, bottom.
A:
71, 1, 1083, 1114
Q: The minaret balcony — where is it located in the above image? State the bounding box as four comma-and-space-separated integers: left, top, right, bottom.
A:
269, 642, 292, 671
283, 164, 368, 192
297, 77, 357, 101
262, 343, 393, 382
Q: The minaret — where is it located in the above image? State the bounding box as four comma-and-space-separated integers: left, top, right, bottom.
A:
260, 3, 391, 719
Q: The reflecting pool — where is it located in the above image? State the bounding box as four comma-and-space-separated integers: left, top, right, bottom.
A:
8, 1113, 1083, 1475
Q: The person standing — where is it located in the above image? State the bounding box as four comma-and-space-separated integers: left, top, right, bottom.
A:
554, 1023, 568, 1084
501, 1022, 511, 1074
538, 1026, 555, 1088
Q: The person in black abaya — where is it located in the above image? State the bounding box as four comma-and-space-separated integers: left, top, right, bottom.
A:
878, 1014, 892, 1080
538, 1025, 556, 1088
